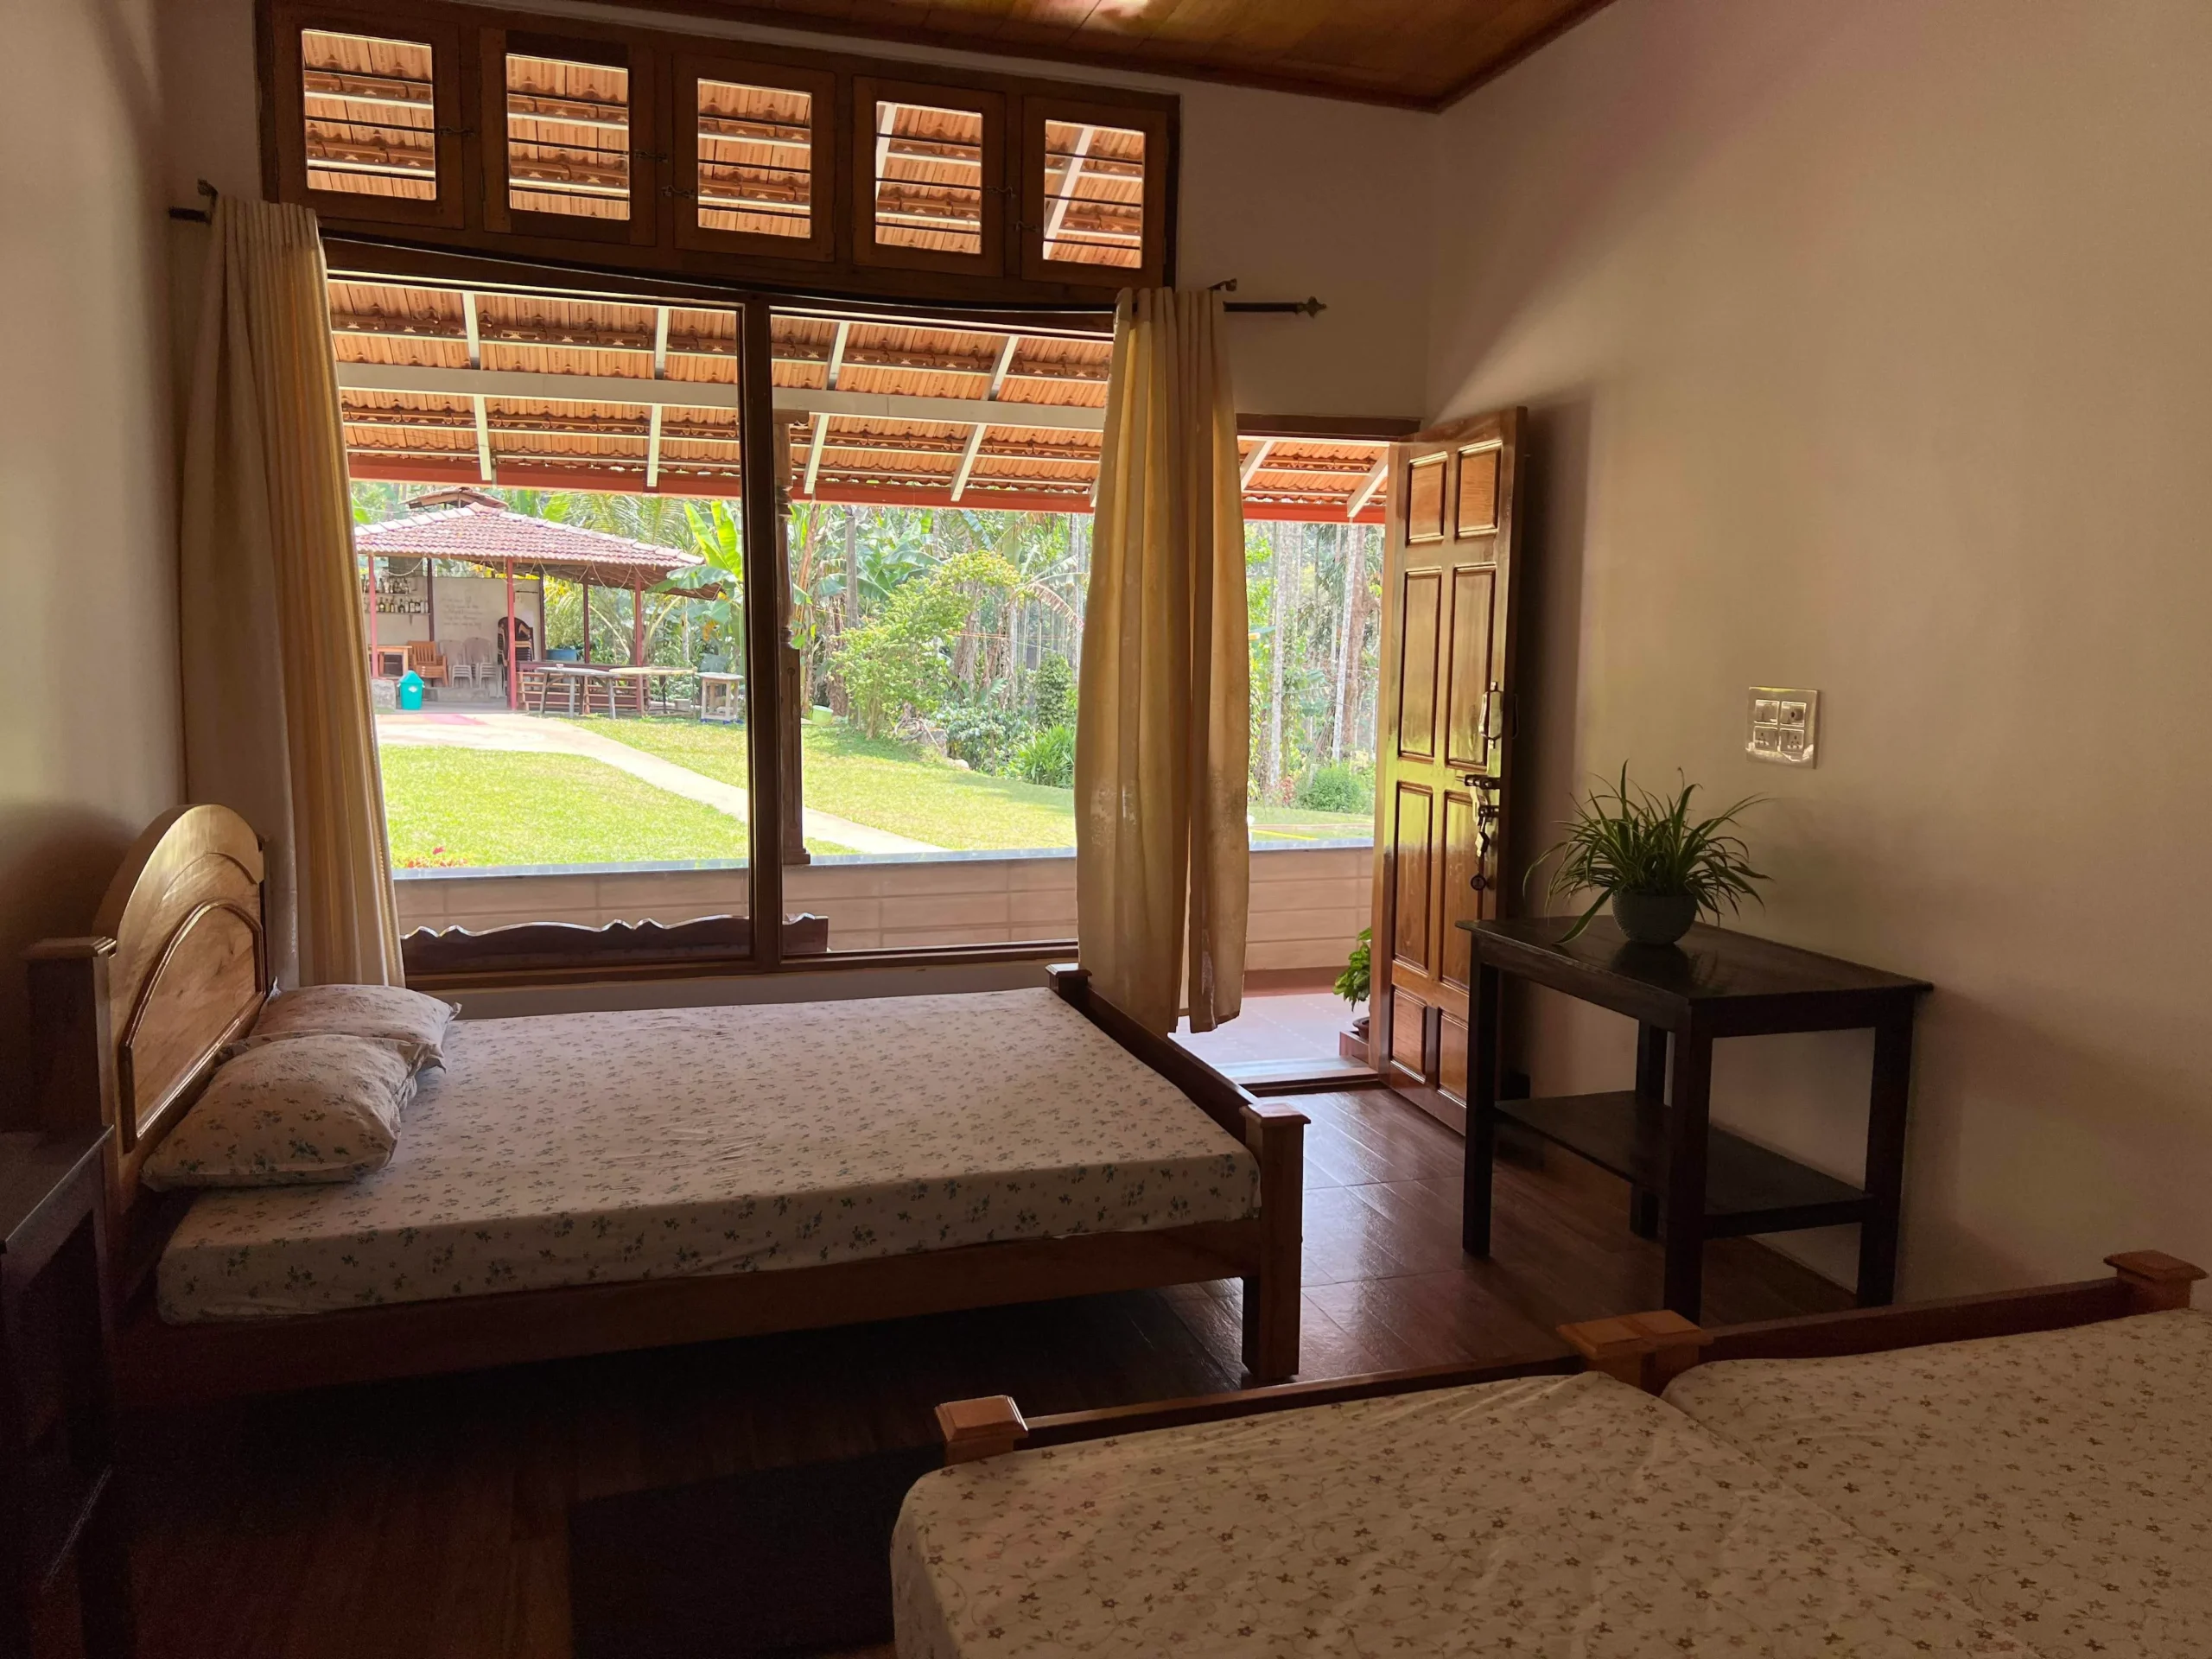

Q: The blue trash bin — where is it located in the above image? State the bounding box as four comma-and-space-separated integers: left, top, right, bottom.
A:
397, 670, 426, 711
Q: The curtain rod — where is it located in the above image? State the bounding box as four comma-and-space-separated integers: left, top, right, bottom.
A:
171, 201, 1326, 317
168, 179, 218, 223
1212, 280, 1326, 317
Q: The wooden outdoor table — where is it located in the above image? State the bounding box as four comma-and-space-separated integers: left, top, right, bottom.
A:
598, 665, 694, 715
518, 664, 588, 715
1459, 915, 1931, 1320
519, 664, 655, 716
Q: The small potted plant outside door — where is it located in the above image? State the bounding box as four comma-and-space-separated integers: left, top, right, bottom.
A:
1335, 927, 1370, 1060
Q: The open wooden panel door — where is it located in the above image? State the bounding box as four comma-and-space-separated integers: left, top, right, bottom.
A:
1368, 409, 1525, 1133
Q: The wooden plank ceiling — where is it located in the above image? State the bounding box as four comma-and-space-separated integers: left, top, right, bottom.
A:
606, 0, 1612, 109
328, 279, 1390, 520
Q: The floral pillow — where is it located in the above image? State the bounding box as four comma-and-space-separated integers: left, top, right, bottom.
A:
142, 1034, 415, 1189
238, 982, 461, 1071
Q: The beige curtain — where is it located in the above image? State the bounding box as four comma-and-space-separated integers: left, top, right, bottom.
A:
1076, 289, 1249, 1033
179, 198, 404, 988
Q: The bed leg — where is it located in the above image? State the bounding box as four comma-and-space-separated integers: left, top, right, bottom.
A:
1241, 1103, 1306, 1383
936, 1395, 1029, 1465
2107, 1251, 2206, 1314
1560, 1310, 1711, 1394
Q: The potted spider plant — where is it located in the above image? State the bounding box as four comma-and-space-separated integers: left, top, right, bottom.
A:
1529, 766, 1769, 945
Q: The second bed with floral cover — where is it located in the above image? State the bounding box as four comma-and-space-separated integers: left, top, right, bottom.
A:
1665, 1306, 2212, 1659
894, 1310, 2212, 1657
158, 988, 1260, 1321
892, 1369, 2038, 1658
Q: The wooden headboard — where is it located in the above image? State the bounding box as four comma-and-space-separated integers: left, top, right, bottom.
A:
24, 805, 270, 1236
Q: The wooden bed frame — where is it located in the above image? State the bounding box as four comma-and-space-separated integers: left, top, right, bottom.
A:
934, 1249, 2205, 1462
21, 805, 1306, 1405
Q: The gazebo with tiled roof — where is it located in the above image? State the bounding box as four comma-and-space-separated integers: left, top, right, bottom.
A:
353, 487, 718, 708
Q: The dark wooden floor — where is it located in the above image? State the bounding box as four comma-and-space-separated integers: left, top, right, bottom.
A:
113, 1089, 1850, 1659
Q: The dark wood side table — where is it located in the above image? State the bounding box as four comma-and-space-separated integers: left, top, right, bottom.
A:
0, 1128, 130, 1659
1459, 917, 1930, 1320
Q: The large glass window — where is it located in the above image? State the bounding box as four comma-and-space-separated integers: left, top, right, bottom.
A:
331, 279, 1386, 982
776, 504, 1379, 950
767, 308, 1386, 958
334, 280, 752, 959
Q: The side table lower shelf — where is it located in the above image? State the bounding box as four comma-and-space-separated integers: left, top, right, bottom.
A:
1493, 1092, 1867, 1236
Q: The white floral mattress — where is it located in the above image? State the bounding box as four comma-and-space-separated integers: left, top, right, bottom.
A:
891, 1370, 2034, 1658
158, 989, 1259, 1323
1666, 1307, 2212, 1659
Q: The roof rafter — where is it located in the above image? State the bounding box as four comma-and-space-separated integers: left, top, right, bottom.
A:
1346, 453, 1390, 519
1041, 124, 1094, 259
802, 410, 830, 497
949, 424, 990, 502
471, 394, 493, 483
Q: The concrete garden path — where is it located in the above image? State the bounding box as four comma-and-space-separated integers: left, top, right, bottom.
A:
376, 709, 940, 855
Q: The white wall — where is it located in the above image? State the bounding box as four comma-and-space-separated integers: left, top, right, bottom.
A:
1428, 0, 2212, 1294
160, 0, 1435, 419
0, 0, 184, 1115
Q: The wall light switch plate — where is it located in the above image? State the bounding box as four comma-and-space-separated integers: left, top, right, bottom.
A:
1747, 687, 1819, 766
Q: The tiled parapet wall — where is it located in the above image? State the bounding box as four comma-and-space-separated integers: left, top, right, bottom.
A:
395, 842, 1371, 970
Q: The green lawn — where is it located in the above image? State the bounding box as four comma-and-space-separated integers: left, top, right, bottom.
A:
569, 717, 1083, 852
381, 719, 1370, 868
380, 747, 751, 868
567, 715, 1371, 851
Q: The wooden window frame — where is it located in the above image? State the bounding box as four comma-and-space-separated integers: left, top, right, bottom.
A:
674, 49, 839, 264
1019, 95, 1171, 290
262, 2, 1179, 308
327, 258, 1409, 991
481, 25, 659, 249
852, 76, 1007, 278
270, 4, 466, 230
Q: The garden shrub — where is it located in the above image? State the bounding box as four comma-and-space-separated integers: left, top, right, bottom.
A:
1295, 761, 1375, 815
831, 550, 1020, 738
942, 702, 1028, 773
1030, 653, 1074, 729
1016, 724, 1077, 788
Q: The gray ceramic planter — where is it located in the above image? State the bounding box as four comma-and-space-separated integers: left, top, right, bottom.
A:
1611, 891, 1699, 945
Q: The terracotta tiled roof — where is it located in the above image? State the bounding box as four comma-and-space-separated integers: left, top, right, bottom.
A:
353, 492, 711, 588
329, 280, 1391, 520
